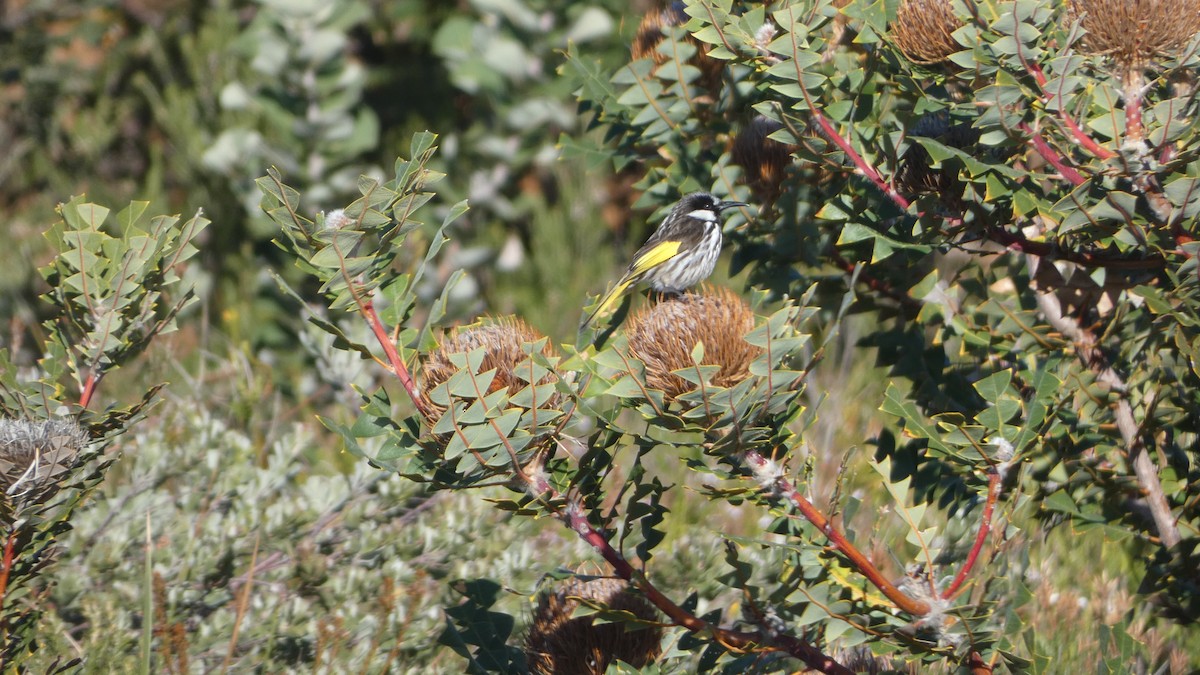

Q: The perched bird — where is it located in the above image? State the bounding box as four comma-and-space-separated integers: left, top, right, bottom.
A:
581, 192, 746, 330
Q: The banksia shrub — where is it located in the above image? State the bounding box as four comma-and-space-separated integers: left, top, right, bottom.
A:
891, 0, 963, 65
419, 316, 559, 424
525, 577, 662, 675
626, 286, 760, 400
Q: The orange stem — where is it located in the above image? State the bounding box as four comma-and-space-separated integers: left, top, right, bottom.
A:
362, 301, 432, 419
744, 450, 932, 616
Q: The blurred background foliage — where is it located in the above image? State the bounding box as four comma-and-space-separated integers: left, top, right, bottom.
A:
0, 0, 1198, 672
0, 0, 635, 355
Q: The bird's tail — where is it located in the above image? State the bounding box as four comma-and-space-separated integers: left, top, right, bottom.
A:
579, 275, 636, 331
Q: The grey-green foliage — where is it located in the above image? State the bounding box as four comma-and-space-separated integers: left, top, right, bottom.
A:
0, 198, 206, 669
30, 404, 529, 673
0, 1, 634, 361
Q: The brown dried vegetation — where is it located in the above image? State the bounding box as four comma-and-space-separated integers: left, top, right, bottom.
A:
626, 286, 760, 400
891, 0, 964, 65
525, 577, 662, 675
419, 317, 558, 423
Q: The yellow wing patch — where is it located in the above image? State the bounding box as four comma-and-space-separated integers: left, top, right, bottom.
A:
629, 240, 681, 276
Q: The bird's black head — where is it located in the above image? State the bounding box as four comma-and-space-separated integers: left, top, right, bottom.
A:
676, 192, 748, 223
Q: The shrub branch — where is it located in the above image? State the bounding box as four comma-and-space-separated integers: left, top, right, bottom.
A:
1033, 281, 1181, 548
942, 471, 1002, 599
742, 449, 933, 616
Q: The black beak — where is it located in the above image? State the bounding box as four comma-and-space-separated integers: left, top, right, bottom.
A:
716, 200, 748, 212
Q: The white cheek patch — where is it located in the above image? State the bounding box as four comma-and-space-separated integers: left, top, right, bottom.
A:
688, 208, 718, 222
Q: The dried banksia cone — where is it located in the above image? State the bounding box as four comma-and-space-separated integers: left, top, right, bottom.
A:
0, 418, 87, 514
891, 0, 963, 65
1067, 0, 1200, 143
732, 115, 799, 202
525, 577, 662, 675
894, 111, 982, 211
419, 317, 558, 424
626, 286, 761, 400
1067, 0, 1200, 72
631, 1, 724, 94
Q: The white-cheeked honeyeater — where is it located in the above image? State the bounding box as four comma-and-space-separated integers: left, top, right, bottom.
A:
580, 192, 747, 330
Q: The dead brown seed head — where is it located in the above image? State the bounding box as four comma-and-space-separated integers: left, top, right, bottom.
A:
891, 0, 963, 65
0, 418, 87, 515
732, 115, 798, 201
626, 286, 761, 400
419, 316, 558, 423
525, 577, 662, 675
631, 1, 724, 92
894, 111, 982, 210
1067, 0, 1200, 71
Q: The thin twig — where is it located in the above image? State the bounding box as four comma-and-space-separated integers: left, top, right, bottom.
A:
220, 533, 261, 674
0, 532, 17, 625
362, 301, 432, 420
1019, 38, 1114, 160
79, 371, 98, 410
1018, 122, 1086, 186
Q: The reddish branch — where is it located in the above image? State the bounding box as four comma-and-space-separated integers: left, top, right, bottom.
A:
984, 227, 1164, 269
809, 111, 911, 211
362, 300, 433, 420
967, 650, 994, 675
560, 500, 854, 675
742, 450, 933, 616
0, 532, 17, 624
1023, 57, 1115, 161
942, 471, 1002, 599
1019, 122, 1086, 186
79, 371, 98, 410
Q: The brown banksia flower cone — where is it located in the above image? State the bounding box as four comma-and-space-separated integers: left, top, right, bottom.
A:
0, 418, 87, 516
419, 317, 559, 425
894, 111, 982, 211
1067, 0, 1200, 145
732, 115, 799, 202
626, 285, 761, 400
631, 1, 724, 94
1067, 0, 1200, 72
525, 577, 662, 675
891, 0, 964, 65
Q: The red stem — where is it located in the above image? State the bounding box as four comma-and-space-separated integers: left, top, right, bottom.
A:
561, 501, 854, 674
362, 300, 433, 419
942, 471, 1002, 599
79, 371, 99, 410
810, 111, 911, 211
0, 532, 17, 623
1019, 122, 1086, 186
743, 450, 932, 616
1024, 59, 1115, 161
